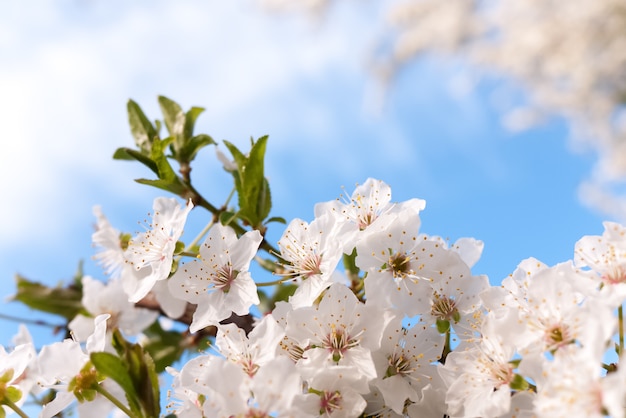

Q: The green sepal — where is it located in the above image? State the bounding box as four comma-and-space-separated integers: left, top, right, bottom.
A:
452, 310, 461, 323
127, 99, 158, 154
12, 274, 83, 320
90, 351, 142, 416
436, 319, 450, 334
509, 374, 529, 391
141, 320, 187, 373
112, 147, 159, 175
4, 386, 22, 404
173, 241, 186, 255
509, 358, 522, 367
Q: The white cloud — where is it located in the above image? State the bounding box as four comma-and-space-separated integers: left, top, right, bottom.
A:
0, 1, 379, 250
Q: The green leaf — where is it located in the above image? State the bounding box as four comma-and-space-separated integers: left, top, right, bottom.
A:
271, 283, 297, 304
90, 352, 142, 415
219, 210, 237, 226
178, 133, 215, 163
141, 321, 186, 373
342, 248, 359, 276
113, 147, 159, 175
509, 374, 530, 391
127, 99, 157, 154
224, 136, 272, 229
141, 349, 161, 417
135, 178, 186, 195
183, 107, 205, 140
265, 216, 286, 225
158, 96, 185, 156
151, 136, 177, 181
12, 275, 83, 320
108, 329, 161, 417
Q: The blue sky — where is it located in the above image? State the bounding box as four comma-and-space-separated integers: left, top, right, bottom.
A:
0, 0, 606, 379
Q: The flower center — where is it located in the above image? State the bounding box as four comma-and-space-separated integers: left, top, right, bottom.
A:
602, 264, 626, 285
386, 252, 412, 279
431, 293, 460, 322
357, 211, 377, 230
245, 408, 270, 418
545, 323, 574, 350
491, 363, 514, 387
319, 390, 343, 415
298, 253, 323, 278
210, 264, 238, 293
385, 353, 414, 378
322, 324, 359, 362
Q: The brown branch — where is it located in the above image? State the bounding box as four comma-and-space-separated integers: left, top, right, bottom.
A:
135, 293, 256, 338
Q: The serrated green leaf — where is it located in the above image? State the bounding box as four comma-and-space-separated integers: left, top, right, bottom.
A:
127, 99, 157, 154
151, 136, 177, 181
113, 147, 159, 175
141, 351, 161, 417
90, 352, 142, 415
158, 96, 185, 156
222, 140, 247, 168
135, 178, 186, 195
12, 275, 83, 320
234, 136, 271, 228
183, 107, 205, 140
178, 133, 215, 163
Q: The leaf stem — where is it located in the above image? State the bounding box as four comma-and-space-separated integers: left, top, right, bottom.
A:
0, 312, 64, 329
439, 329, 452, 364
95, 384, 138, 418
619, 305, 624, 357
2, 397, 29, 418
256, 276, 298, 287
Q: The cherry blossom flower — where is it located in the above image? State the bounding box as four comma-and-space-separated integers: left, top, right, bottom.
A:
314, 178, 425, 250
68, 276, 158, 342
439, 317, 519, 418
0, 339, 36, 416
371, 316, 444, 414
215, 314, 285, 377
286, 283, 390, 384
168, 223, 262, 333
277, 214, 347, 308
92, 206, 126, 279
123, 197, 193, 302
295, 367, 368, 417
38, 314, 123, 418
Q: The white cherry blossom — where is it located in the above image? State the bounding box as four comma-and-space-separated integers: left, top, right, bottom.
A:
168, 223, 262, 333
123, 197, 193, 302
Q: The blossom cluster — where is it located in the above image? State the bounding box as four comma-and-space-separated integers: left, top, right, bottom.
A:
3, 178, 626, 417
